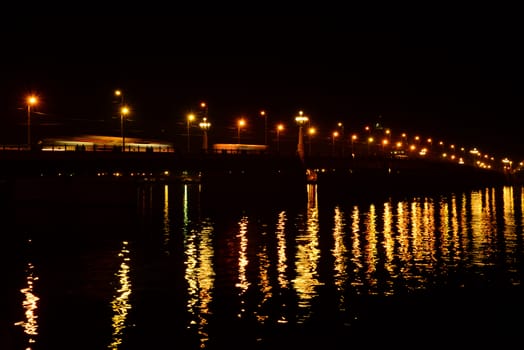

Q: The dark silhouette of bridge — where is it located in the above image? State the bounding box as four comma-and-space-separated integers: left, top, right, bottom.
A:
0, 145, 511, 205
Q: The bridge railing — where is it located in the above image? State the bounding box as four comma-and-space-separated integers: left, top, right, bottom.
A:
0, 143, 176, 153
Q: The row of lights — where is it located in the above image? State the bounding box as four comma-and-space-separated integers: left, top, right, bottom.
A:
22, 93, 511, 171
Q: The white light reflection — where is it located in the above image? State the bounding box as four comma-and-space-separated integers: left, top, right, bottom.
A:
437, 196, 452, 263
293, 184, 322, 323
422, 198, 436, 270
381, 201, 395, 294
184, 218, 215, 349
350, 205, 364, 293
255, 242, 271, 324
363, 204, 378, 293
183, 184, 189, 228
276, 210, 290, 324
163, 184, 171, 253
448, 194, 461, 266
14, 257, 40, 349
470, 190, 488, 267
108, 241, 133, 350
236, 216, 250, 319
332, 206, 348, 308
521, 187, 524, 228
396, 201, 411, 272
502, 186, 519, 280
276, 211, 288, 290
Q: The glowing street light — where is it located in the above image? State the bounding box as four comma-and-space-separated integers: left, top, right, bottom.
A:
260, 110, 268, 145
200, 101, 208, 122
199, 117, 211, 151
351, 134, 357, 158
308, 126, 316, 156
115, 89, 124, 104
26, 95, 38, 150
332, 131, 339, 156
381, 138, 389, 153
187, 113, 195, 152
120, 105, 130, 151
367, 136, 374, 155
295, 110, 309, 161
276, 123, 284, 152
114, 90, 129, 151
337, 122, 344, 157
237, 118, 246, 144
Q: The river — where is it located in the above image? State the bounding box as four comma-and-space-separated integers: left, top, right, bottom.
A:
1, 182, 523, 349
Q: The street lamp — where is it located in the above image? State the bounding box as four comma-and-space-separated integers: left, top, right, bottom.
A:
187, 113, 195, 152
260, 110, 267, 146
332, 131, 339, 157
120, 105, 130, 151
199, 117, 211, 151
295, 110, 309, 161
367, 136, 374, 155
381, 138, 389, 154
26, 95, 38, 150
237, 118, 246, 144
115, 89, 124, 104
114, 90, 128, 151
337, 122, 344, 157
351, 134, 357, 158
200, 101, 208, 120
308, 127, 316, 156
276, 123, 284, 153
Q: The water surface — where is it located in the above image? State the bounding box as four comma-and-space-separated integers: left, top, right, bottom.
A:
2, 183, 523, 349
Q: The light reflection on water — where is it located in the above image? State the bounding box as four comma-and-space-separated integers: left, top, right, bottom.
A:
108, 241, 132, 350
5, 184, 524, 348
14, 248, 40, 349
293, 184, 322, 323
183, 185, 215, 349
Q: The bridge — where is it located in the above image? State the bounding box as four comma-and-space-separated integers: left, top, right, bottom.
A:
0, 144, 512, 206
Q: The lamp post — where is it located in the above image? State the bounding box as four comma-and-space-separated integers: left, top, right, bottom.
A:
367, 136, 374, 155
260, 110, 267, 146
276, 123, 284, 153
401, 133, 408, 150
199, 117, 211, 152
237, 118, 246, 144
337, 122, 344, 157
120, 106, 130, 152
295, 110, 308, 161
115, 89, 124, 105
187, 113, 195, 152
351, 134, 357, 158
332, 131, 339, 157
26, 95, 38, 150
114, 90, 127, 151
308, 127, 316, 156
200, 101, 208, 120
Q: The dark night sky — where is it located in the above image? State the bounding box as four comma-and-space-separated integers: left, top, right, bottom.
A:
1, 13, 522, 159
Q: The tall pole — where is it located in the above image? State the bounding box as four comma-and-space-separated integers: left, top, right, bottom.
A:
27, 104, 31, 150
120, 106, 129, 152
276, 124, 283, 153
199, 117, 211, 152
295, 111, 308, 162
308, 127, 316, 156
338, 122, 344, 157
200, 102, 209, 151
237, 118, 245, 144
332, 131, 339, 157
26, 95, 37, 150
187, 113, 195, 153
351, 134, 357, 158
115, 90, 125, 151
120, 110, 124, 151
260, 110, 267, 146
